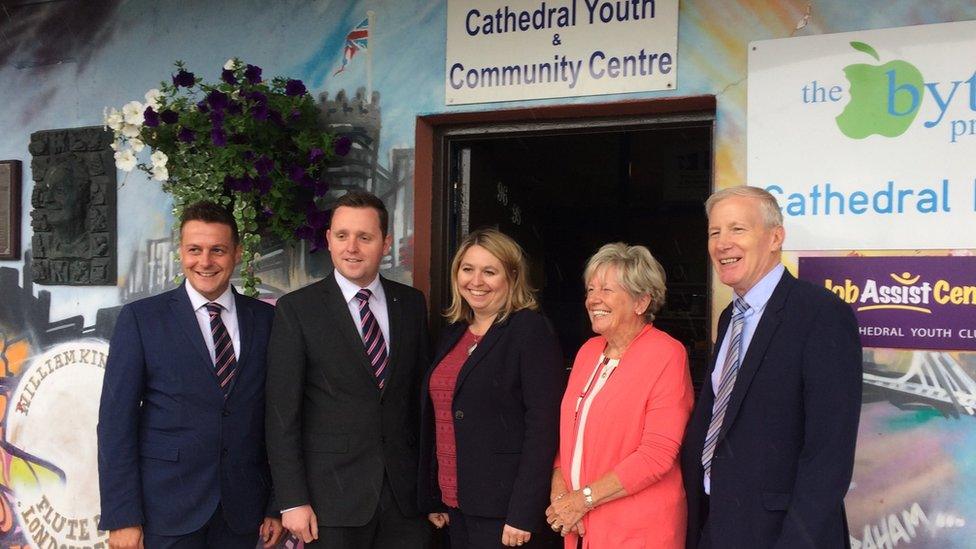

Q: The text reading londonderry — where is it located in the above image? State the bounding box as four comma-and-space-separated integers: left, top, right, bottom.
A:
450, 0, 672, 91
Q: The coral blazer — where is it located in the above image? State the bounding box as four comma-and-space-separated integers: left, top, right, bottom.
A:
556, 324, 693, 549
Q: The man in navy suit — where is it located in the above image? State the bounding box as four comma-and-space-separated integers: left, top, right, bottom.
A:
98, 201, 283, 548
681, 186, 862, 548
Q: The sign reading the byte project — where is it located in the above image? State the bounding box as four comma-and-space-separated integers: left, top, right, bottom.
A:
798, 256, 976, 351
749, 20, 976, 250
446, 0, 678, 105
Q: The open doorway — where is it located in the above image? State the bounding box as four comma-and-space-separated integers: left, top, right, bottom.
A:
417, 99, 715, 385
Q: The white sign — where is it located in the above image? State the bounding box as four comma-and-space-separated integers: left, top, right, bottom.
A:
445, 0, 678, 105
748, 20, 976, 250
7, 340, 109, 549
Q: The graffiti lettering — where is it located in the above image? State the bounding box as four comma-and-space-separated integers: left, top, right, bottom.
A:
15, 346, 107, 415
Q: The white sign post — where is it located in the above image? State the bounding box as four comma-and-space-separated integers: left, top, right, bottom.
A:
446, 0, 679, 105
748, 20, 976, 250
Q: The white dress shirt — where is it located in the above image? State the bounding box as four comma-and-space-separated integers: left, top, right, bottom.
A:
334, 270, 391, 349
704, 263, 784, 494
185, 283, 240, 363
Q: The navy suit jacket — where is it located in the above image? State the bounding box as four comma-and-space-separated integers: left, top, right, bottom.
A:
418, 309, 565, 531
97, 283, 275, 536
681, 270, 862, 548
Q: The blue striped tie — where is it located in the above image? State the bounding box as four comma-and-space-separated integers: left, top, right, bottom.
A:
355, 289, 389, 389
702, 297, 751, 479
206, 302, 237, 397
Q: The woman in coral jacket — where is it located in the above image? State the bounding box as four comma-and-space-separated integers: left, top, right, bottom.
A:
546, 243, 693, 549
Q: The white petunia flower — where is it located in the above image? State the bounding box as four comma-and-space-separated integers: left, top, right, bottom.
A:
144, 88, 162, 110
110, 140, 120, 151
114, 149, 137, 172
224, 58, 238, 70
151, 150, 168, 168
121, 124, 141, 138
151, 164, 169, 181
104, 108, 124, 131
129, 137, 145, 152
122, 100, 145, 125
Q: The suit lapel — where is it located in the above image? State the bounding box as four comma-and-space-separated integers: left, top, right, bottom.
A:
719, 270, 792, 438
380, 277, 401, 396
228, 290, 254, 396
320, 274, 379, 389
453, 316, 508, 397
169, 284, 221, 386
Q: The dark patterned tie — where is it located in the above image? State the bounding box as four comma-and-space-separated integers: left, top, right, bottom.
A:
702, 297, 751, 479
206, 302, 237, 397
355, 289, 389, 389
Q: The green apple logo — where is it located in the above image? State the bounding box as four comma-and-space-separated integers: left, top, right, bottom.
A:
835, 41, 924, 139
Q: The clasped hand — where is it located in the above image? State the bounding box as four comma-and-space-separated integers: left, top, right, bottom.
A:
544, 490, 588, 537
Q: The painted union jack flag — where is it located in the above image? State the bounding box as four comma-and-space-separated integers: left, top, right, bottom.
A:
334, 17, 369, 76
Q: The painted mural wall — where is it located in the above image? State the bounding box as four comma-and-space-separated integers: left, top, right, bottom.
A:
0, 1, 973, 547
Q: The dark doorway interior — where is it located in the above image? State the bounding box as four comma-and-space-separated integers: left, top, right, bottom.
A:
447, 122, 712, 384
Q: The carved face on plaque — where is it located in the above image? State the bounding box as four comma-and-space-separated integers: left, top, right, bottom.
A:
40, 156, 92, 257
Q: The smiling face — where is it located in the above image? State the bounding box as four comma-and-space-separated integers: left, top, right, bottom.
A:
455, 245, 510, 320
585, 264, 649, 338
707, 196, 785, 296
180, 220, 241, 300
326, 205, 392, 287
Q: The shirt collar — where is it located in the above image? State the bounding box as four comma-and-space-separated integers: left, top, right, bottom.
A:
334, 269, 385, 304
185, 281, 236, 313
739, 263, 785, 314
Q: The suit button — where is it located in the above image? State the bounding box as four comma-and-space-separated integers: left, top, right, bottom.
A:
454, 410, 464, 420
222, 409, 230, 417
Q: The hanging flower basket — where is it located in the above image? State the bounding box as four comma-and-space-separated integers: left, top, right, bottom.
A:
105, 59, 349, 295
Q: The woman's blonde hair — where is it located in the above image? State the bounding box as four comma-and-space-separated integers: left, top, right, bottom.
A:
444, 228, 539, 324
583, 243, 667, 322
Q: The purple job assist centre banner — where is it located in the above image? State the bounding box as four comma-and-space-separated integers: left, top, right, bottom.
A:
798, 256, 976, 352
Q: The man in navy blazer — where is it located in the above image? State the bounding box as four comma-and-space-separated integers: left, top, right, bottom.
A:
681, 187, 862, 548
98, 202, 283, 548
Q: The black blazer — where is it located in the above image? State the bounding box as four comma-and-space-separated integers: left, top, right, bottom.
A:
418, 308, 565, 531
98, 284, 275, 535
266, 273, 429, 527
681, 270, 862, 548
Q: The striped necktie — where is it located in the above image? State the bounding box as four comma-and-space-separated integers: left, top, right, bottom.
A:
355, 289, 389, 389
206, 302, 237, 397
702, 297, 751, 479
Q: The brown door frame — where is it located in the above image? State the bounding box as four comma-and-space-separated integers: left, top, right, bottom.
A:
413, 95, 716, 314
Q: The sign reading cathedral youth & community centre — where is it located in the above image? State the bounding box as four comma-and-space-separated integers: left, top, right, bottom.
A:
445, 0, 679, 105
748, 20, 976, 251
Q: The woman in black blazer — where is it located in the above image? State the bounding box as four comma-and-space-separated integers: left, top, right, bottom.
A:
419, 228, 565, 548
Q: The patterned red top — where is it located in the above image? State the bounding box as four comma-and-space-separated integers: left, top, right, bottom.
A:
429, 329, 480, 508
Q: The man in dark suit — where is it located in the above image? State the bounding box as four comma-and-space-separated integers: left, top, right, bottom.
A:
98, 201, 283, 548
267, 190, 431, 548
681, 186, 862, 548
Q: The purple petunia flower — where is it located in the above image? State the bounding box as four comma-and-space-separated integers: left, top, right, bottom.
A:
254, 155, 274, 176
206, 90, 230, 111
210, 110, 225, 126
252, 105, 269, 121
244, 64, 262, 84
288, 165, 307, 184
211, 128, 227, 147
226, 101, 242, 115
196, 100, 210, 114
246, 90, 268, 105
221, 69, 237, 85
334, 136, 352, 156
284, 79, 307, 97
172, 69, 195, 88
255, 175, 273, 195
295, 225, 315, 241
224, 175, 254, 193
178, 128, 195, 142
143, 106, 160, 127
308, 148, 324, 163
160, 109, 179, 124
306, 205, 330, 229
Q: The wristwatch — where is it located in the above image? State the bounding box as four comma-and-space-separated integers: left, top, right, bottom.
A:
582, 486, 594, 508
